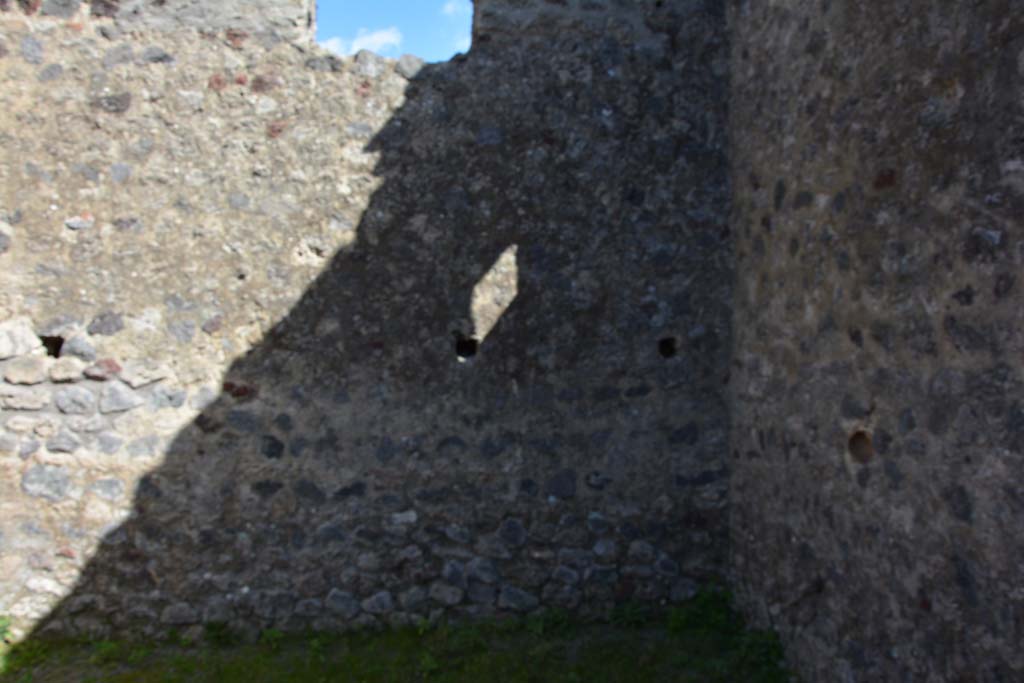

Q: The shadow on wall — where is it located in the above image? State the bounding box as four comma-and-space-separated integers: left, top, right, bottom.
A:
24, 5, 733, 640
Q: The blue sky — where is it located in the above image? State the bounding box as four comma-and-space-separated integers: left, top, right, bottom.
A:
317, 0, 473, 63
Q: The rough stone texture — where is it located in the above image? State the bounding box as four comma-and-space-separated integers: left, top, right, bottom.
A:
0, 0, 730, 649
0, 0, 316, 44
728, 0, 1024, 680
6, 1, 1017, 680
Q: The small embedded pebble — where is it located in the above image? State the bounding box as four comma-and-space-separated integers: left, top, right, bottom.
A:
65, 215, 95, 231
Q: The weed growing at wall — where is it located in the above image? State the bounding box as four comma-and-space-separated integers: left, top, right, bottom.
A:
0, 590, 790, 682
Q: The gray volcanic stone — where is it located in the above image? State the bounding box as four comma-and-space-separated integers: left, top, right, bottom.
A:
101, 43, 135, 69
46, 429, 80, 454
54, 387, 96, 413
627, 540, 656, 563
467, 583, 496, 605
97, 432, 122, 454
324, 589, 360, 619
128, 436, 160, 458
545, 469, 577, 499
552, 566, 580, 585
161, 603, 198, 625
593, 539, 618, 560
467, 557, 500, 584
305, 55, 342, 72
62, 335, 97, 362
353, 50, 385, 78
444, 525, 472, 544
37, 63, 63, 82
497, 585, 539, 612
90, 93, 132, 114
203, 598, 234, 623
139, 46, 174, 64
99, 382, 143, 413
40, 0, 81, 17
151, 385, 186, 409
21, 37, 43, 65
395, 54, 424, 79
655, 554, 680, 577
429, 582, 463, 606
498, 518, 528, 547
22, 465, 71, 501
399, 586, 428, 611
90, 478, 125, 501
102, 44, 134, 70
360, 591, 394, 616
441, 560, 467, 589
110, 163, 132, 183
294, 599, 322, 617
64, 216, 94, 231
87, 312, 123, 336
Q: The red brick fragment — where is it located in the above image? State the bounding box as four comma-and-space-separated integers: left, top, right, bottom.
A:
208, 73, 228, 91
223, 381, 258, 401
267, 119, 288, 139
873, 168, 898, 190
226, 29, 248, 49
235, 73, 248, 86
84, 358, 122, 381
251, 75, 276, 93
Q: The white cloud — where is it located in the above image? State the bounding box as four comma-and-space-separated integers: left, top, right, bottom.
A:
319, 27, 403, 57
320, 36, 346, 55
442, 0, 472, 17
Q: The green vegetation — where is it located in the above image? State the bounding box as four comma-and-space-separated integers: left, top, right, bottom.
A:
0, 589, 790, 683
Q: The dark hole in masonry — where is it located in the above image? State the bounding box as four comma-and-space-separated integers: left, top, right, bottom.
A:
659, 337, 678, 358
455, 334, 478, 359
40, 335, 64, 358
848, 430, 875, 464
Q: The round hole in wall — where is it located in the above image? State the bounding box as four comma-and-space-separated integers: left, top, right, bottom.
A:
455, 334, 478, 360
848, 430, 875, 464
658, 337, 678, 358
40, 335, 64, 358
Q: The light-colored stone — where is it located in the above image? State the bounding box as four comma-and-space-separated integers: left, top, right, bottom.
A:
54, 386, 97, 415
120, 360, 172, 389
1, 386, 49, 411
99, 382, 144, 413
49, 357, 86, 383
5, 416, 39, 433
0, 318, 41, 360
4, 357, 49, 385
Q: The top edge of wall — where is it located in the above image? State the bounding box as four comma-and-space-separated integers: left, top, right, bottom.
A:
0, 0, 317, 43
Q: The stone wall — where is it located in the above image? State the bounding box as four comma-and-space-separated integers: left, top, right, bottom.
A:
728, 0, 1024, 681
0, 0, 315, 44
0, 0, 732, 642
7, 0, 1023, 679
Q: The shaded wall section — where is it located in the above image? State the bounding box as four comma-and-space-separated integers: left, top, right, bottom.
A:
0, 0, 732, 640
728, 0, 1024, 680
